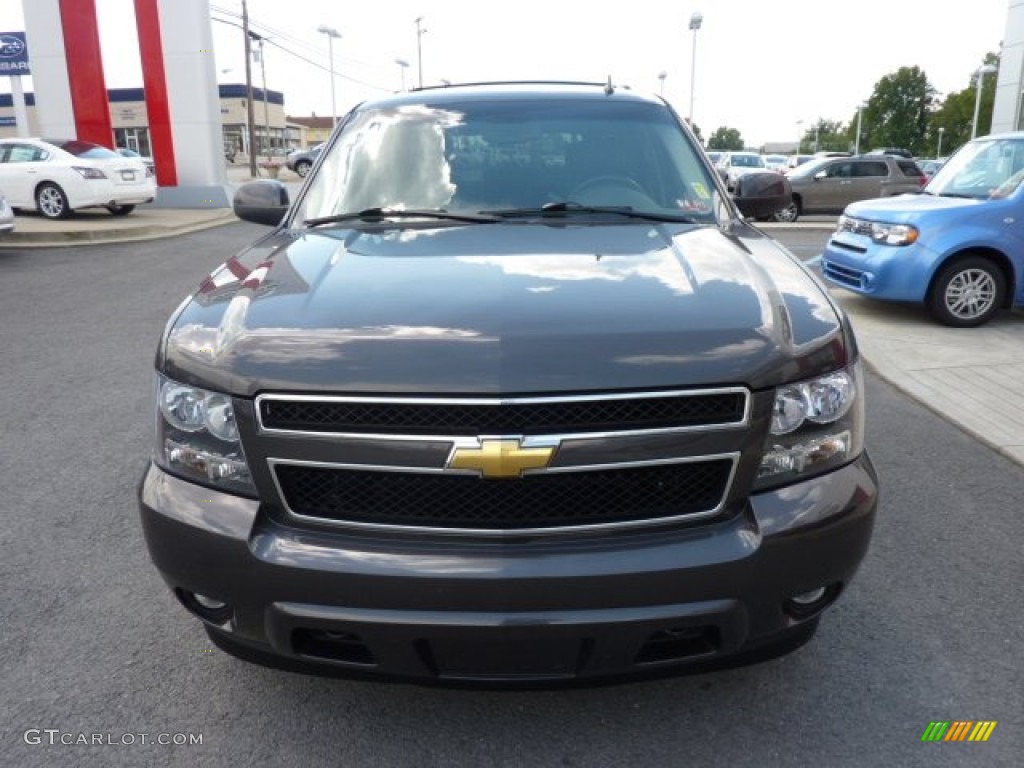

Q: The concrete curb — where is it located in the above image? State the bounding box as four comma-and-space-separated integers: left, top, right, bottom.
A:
0, 209, 238, 248
833, 290, 1024, 469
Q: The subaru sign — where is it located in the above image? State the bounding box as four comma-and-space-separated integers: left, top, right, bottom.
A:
0, 32, 30, 76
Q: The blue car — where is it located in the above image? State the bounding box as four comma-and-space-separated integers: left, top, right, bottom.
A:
821, 132, 1024, 326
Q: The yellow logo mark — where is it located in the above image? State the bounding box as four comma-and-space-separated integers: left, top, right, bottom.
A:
449, 439, 555, 478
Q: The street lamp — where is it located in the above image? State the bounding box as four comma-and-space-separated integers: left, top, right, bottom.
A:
688, 12, 703, 125
658, 71, 667, 96
415, 17, 427, 89
854, 102, 866, 154
971, 63, 997, 140
317, 25, 341, 127
796, 119, 804, 154
395, 58, 409, 91
937, 126, 945, 158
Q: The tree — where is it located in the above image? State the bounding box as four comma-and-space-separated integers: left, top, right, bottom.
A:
861, 66, 937, 155
688, 121, 704, 145
798, 119, 848, 153
929, 52, 999, 157
708, 126, 744, 150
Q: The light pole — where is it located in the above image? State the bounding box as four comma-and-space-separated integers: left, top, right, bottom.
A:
937, 126, 945, 158
658, 71, 667, 96
854, 103, 866, 154
317, 25, 341, 127
395, 58, 409, 91
971, 63, 997, 140
796, 119, 804, 154
688, 12, 703, 126
415, 17, 427, 89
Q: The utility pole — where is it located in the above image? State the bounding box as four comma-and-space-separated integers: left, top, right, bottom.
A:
415, 17, 426, 88
251, 33, 270, 155
242, 0, 258, 177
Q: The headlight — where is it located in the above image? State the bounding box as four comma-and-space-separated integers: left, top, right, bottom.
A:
837, 215, 918, 246
154, 376, 255, 495
756, 364, 864, 489
869, 222, 918, 246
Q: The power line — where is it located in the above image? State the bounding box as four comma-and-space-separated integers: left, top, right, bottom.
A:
210, 5, 393, 84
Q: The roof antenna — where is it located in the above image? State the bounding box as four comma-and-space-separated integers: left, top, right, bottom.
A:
604, 76, 614, 95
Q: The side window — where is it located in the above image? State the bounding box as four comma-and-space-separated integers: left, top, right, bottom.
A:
5, 144, 44, 163
854, 161, 889, 178
826, 162, 852, 178
897, 160, 922, 177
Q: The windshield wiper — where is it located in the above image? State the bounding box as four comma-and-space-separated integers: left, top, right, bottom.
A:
483, 201, 697, 223
304, 208, 500, 228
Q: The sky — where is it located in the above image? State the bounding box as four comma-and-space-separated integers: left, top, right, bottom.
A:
0, 0, 1011, 148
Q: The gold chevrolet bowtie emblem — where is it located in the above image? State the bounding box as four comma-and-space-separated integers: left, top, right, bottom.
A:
448, 439, 556, 478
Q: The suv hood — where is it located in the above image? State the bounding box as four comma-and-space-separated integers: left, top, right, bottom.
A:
161, 223, 846, 396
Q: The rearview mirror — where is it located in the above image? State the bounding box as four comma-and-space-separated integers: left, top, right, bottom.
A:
233, 180, 291, 226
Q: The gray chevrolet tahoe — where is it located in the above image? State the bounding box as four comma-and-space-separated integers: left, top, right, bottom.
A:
139, 82, 878, 684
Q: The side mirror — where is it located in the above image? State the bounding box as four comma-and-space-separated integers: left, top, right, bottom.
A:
233, 180, 290, 226
731, 171, 793, 220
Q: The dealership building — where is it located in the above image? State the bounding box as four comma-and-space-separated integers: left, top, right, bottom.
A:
0, 84, 309, 159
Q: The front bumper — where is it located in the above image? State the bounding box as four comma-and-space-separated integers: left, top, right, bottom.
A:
822, 234, 936, 301
139, 456, 877, 684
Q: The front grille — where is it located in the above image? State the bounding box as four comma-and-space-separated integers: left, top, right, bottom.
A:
274, 460, 734, 531
259, 391, 746, 436
822, 260, 864, 288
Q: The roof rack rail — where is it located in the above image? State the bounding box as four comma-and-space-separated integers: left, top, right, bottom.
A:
412, 80, 631, 92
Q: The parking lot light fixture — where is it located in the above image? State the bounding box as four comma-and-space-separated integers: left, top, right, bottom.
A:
395, 58, 409, 91
855, 103, 866, 155
688, 12, 703, 125
415, 17, 427, 89
658, 71, 667, 96
317, 25, 342, 127
971, 64, 997, 140
937, 126, 945, 158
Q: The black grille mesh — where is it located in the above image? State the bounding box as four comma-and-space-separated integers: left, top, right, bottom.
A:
275, 460, 733, 530
261, 393, 745, 436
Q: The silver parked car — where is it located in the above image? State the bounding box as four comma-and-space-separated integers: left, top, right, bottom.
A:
0, 187, 14, 236
716, 151, 767, 191
775, 155, 925, 222
285, 143, 324, 177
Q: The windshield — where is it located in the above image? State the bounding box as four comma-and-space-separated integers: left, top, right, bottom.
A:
293, 98, 719, 226
788, 157, 832, 178
926, 137, 1024, 199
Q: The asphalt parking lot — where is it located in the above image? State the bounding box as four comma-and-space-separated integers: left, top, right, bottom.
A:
1, 223, 1021, 767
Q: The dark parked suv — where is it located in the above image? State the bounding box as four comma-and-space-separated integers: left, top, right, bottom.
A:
776, 154, 925, 222
139, 82, 878, 684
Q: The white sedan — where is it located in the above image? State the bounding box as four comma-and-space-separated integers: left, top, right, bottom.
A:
0, 138, 156, 219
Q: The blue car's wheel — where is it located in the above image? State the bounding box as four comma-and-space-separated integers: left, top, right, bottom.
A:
927, 256, 1005, 327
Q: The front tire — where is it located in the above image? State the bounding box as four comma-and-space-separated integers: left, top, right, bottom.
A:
773, 199, 799, 223
106, 204, 136, 216
36, 182, 71, 220
927, 256, 1005, 327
